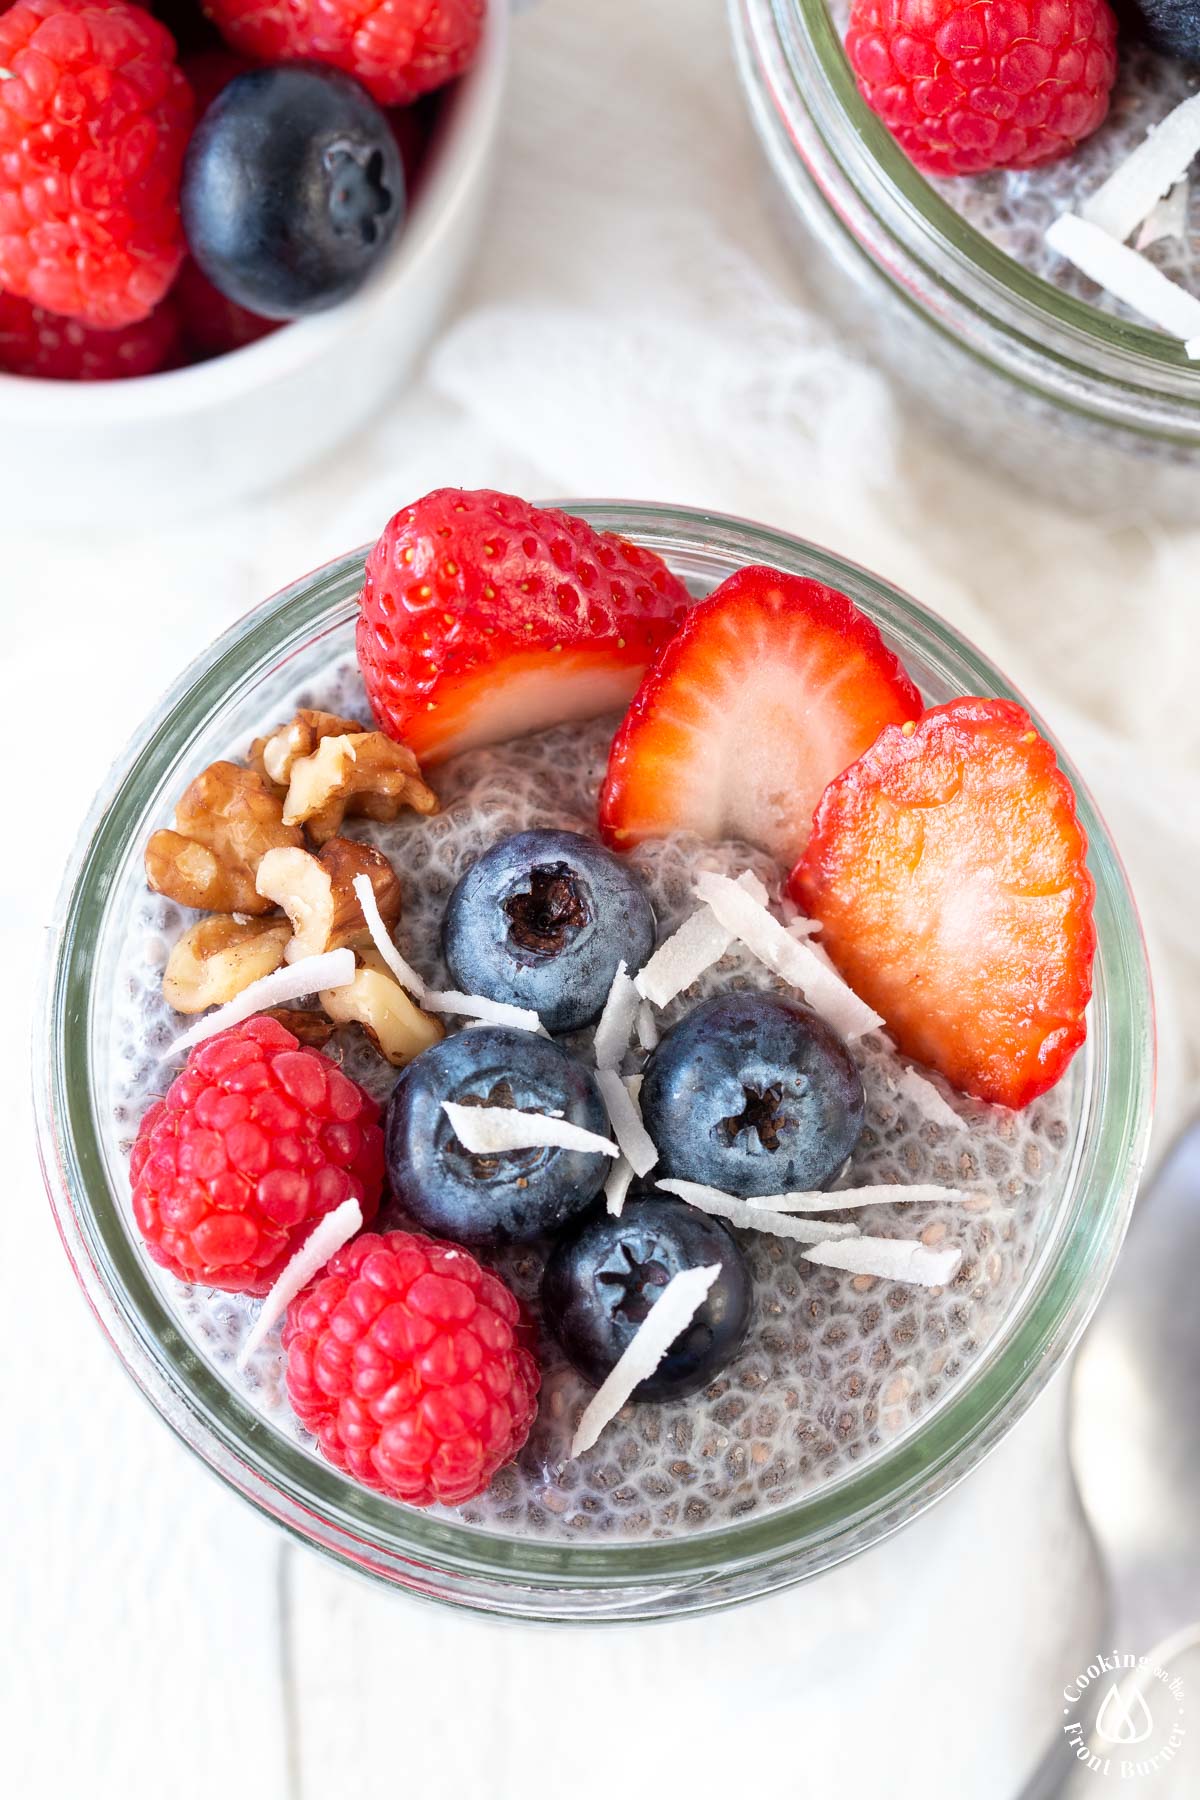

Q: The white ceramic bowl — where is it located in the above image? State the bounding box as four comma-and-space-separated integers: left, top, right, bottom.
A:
0, 4, 508, 528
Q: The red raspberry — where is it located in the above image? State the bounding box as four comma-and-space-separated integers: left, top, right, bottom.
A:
0, 0, 193, 327
845, 0, 1119, 177
182, 46, 250, 119
283, 1231, 540, 1506
174, 256, 278, 357
204, 0, 484, 108
131, 1015, 384, 1296
0, 286, 180, 378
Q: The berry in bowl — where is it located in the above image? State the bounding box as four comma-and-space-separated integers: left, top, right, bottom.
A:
0, 0, 505, 522
731, 0, 1200, 516
37, 492, 1153, 1619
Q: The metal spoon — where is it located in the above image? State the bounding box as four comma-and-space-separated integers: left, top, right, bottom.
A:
1021, 1120, 1200, 1796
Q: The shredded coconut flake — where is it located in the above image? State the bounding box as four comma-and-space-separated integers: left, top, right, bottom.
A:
803, 1236, 962, 1289
745, 1183, 969, 1211
441, 1101, 618, 1158
605, 1155, 635, 1217
894, 1067, 963, 1132
1080, 93, 1200, 244
635, 1000, 659, 1052
595, 1068, 659, 1178
570, 1264, 721, 1457
1137, 180, 1189, 250
352, 873, 427, 999
656, 1179, 861, 1241
634, 906, 734, 1007
692, 870, 883, 1039
170, 948, 356, 1054
632, 870, 766, 1007
734, 867, 770, 906
1046, 214, 1200, 344
236, 1198, 362, 1370
422, 989, 545, 1033
592, 961, 640, 1070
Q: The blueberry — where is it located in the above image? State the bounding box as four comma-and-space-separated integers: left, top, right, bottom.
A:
181, 65, 405, 319
1123, 0, 1200, 62
442, 830, 656, 1034
641, 991, 864, 1197
385, 1026, 611, 1246
542, 1198, 752, 1402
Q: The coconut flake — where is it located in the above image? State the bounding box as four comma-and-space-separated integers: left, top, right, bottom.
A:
441, 1101, 618, 1158
656, 1179, 861, 1241
592, 961, 640, 1070
1137, 180, 1189, 250
803, 1236, 962, 1288
745, 1183, 969, 1211
605, 1155, 635, 1217
595, 1068, 658, 1178
635, 1000, 659, 1052
351, 873, 426, 999
894, 1067, 963, 1132
570, 1264, 721, 1457
692, 870, 883, 1039
1045, 214, 1200, 344
632, 871, 767, 1008
1081, 94, 1200, 244
734, 867, 770, 906
422, 989, 545, 1033
236, 1198, 362, 1370
634, 907, 734, 1007
170, 948, 357, 1054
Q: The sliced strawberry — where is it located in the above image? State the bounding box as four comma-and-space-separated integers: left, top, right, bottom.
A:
356, 489, 691, 763
791, 698, 1096, 1109
598, 565, 921, 864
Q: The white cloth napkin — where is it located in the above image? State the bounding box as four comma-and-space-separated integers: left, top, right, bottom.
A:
5, 2, 1198, 1796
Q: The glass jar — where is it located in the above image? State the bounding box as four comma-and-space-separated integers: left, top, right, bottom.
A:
35, 502, 1154, 1620
731, 0, 1200, 520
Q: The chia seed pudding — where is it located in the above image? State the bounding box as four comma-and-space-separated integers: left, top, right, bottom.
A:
109, 652, 1080, 1546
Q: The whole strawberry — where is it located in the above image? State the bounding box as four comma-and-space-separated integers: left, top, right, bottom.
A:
0, 0, 193, 327
845, 0, 1119, 177
131, 1014, 384, 1295
0, 287, 181, 379
204, 0, 484, 107
284, 1230, 540, 1506
357, 488, 692, 763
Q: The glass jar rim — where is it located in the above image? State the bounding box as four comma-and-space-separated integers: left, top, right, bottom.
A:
35, 501, 1155, 1617
735, 0, 1200, 426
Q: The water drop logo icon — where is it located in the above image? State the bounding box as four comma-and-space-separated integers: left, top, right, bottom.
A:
1095, 1681, 1155, 1748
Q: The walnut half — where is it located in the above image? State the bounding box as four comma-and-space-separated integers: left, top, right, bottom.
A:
259, 1007, 339, 1048
248, 708, 365, 792
255, 837, 402, 961
283, 732, 438, 846
320, 948, 443, 1067
145, 762, 302, 913
162, 915, 293, 1014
